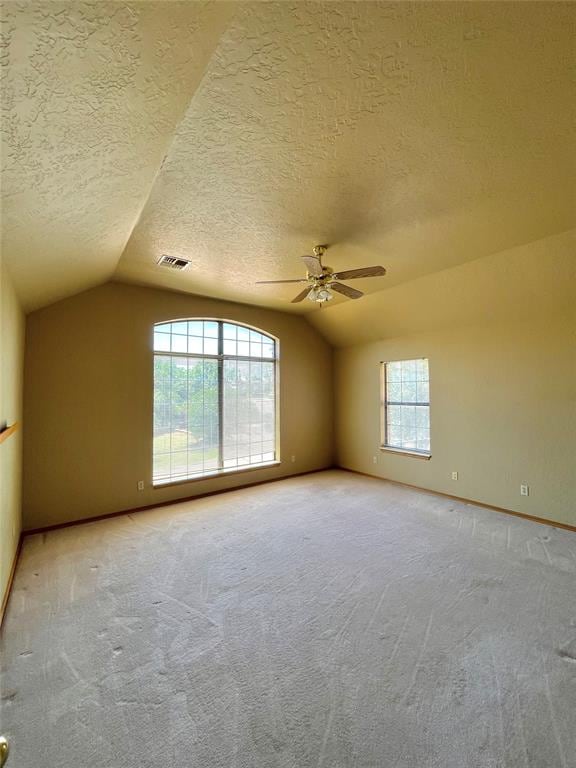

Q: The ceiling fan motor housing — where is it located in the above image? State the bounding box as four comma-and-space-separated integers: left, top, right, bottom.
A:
306, 265, 334, 302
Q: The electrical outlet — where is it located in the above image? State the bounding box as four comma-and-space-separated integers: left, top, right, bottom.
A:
373, 456, 378, 465
290, 455, 296, 463
520, 484, 529, 497
451, 471, 458, 481
137, 480, 144, 491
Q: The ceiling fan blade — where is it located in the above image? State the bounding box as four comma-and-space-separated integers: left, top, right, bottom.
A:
291, 287, 312, 303
301, 254, 323, 277
330, 281, 364, 299
255, 279, 308, 284
333, 266, 386, 280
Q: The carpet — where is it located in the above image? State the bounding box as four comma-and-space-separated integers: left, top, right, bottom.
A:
1, 470, 575, 767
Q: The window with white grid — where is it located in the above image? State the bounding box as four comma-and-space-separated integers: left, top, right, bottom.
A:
153, 320, 277, 485
382, 358, 430, 456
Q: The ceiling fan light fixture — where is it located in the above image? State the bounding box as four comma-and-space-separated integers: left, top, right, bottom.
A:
308, 286, 333, 303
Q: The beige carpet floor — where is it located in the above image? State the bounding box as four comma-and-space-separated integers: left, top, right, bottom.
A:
1, 470, 575, 768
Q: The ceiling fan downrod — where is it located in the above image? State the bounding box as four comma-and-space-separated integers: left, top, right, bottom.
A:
312, 244, 327, 259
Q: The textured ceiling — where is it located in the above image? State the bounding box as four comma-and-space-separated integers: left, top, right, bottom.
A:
2, 2, 575, 313
1, 1, 233, 310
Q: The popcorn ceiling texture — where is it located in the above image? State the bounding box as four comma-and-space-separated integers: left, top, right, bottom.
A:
1, 1, 233, 310
2, 471, 576, 767
2, 2, 575, 312
116, 1, 576, 308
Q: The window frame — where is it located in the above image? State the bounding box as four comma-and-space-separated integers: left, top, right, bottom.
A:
380, 357, 431, 460
152, 318, 280, 487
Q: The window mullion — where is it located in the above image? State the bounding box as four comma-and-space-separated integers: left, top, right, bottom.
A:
169, 350, 173, 479
217, 322, 224, 471
186, 357, 190, 482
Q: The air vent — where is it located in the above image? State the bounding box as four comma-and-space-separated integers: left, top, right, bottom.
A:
157, 255, 191, 271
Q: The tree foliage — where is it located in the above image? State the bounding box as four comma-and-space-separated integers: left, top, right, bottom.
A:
154, 356, 274, 442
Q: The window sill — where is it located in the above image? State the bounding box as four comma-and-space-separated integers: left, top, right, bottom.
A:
379, 446, 431, 460
152, 460, 282, 488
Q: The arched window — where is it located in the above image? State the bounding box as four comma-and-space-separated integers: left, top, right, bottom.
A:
153, 320, 278, 485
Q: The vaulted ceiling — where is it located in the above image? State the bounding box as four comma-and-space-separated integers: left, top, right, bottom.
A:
2, 2, 575, 313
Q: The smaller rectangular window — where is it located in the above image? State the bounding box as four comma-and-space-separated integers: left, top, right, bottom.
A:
381, 358, 431, 458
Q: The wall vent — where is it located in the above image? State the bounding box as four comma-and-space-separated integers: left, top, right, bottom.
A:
157, 255, 191, 271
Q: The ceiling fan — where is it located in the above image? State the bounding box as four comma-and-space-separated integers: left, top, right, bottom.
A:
255, 245, 387, 304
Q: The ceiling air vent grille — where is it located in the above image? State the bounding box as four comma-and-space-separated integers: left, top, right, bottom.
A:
157, 255, 191, 271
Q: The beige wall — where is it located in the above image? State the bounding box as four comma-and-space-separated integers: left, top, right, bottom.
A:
331, 234, 576, 527
0, 261, 25, 609
23, 282, 334, 529
18, 231, 576, 531
335, 312, 576, 526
